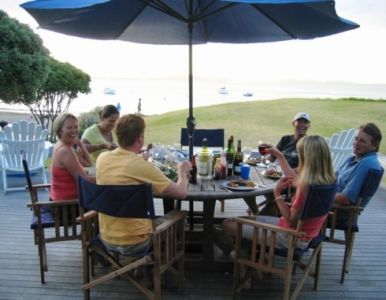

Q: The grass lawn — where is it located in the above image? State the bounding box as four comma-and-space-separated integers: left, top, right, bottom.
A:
144, 98, 386, 153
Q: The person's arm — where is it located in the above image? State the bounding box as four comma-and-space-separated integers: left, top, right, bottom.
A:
265, 146, 296, 178
335, 193, 353, 205
56, 146, 96, 183
273, 177, 301, 227
81, 138, 116, 153
163, 161, 191, 199
75, 138, 93, 167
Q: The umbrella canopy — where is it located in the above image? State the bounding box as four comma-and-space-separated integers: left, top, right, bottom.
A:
21, 0, 359, 158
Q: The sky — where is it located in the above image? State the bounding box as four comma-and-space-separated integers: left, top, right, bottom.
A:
2, 0, 386, 86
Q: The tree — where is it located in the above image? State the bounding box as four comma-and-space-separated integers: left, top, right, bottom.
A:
1, 10, 91, 142
29, 57, 91, 141
0, 10, 49, 103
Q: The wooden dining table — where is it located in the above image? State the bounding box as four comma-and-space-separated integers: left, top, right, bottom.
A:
158, 164, 280, 270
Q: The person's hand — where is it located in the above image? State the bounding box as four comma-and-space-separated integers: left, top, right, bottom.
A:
141, 151, 151, 161
105, 142, 117, 150
264, 146, 281, 158
177, 160, 192, 176
274, 176, 294, 196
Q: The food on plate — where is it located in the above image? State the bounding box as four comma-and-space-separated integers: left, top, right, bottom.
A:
246, 157, 262, 165
264, 169, 282, 178
227, 180, 256, 188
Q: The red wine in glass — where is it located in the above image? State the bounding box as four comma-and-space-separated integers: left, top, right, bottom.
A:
258, 143, 270, 155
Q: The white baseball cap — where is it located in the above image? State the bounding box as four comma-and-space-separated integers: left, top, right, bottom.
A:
293, 112, 311, 122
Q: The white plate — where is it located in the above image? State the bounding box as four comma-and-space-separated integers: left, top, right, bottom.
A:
261, 170, 282, 179
222, 180, 258, 191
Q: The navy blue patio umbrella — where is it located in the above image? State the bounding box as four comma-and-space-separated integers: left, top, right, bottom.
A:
21, 0, 359, 158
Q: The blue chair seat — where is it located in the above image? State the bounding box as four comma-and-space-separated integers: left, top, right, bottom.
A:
30, 207, 55, 229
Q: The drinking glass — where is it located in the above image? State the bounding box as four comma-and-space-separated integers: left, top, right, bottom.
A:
258, 141, 271, 166
242, 146, 252, 161
258, 141, 271, 156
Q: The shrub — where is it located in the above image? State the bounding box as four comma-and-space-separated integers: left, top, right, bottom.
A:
77, 106, 102, 138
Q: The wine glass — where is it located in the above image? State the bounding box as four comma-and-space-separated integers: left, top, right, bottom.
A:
258, 141, 271, 166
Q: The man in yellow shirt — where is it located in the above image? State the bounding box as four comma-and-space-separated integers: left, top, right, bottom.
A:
96, 114, 191, 255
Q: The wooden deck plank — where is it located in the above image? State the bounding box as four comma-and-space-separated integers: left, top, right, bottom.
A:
0, 172, 385, 299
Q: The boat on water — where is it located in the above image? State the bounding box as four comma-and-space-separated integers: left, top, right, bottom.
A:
104, 88, 116, 95
218, 86, 228, 95
243, 92, 253, 97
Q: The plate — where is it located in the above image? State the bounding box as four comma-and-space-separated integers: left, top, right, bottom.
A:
246, 158, 261, 166
261, 170, 282, 179
222, 180, 258, 191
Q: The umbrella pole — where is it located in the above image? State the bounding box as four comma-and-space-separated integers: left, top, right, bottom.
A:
186, 20, 196, 160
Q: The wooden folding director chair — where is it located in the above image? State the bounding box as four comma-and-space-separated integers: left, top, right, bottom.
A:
22, 151, 80, 283
232, 183, 337, 300
325, 167, 384, 283
77, 176, 186, 300
180, 128, 225, 229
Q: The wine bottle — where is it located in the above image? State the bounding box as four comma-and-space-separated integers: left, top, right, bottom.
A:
189, 155, 197, 184
226, 138, 235, 176
233, 139, 244, 175
198, 138, 212, 177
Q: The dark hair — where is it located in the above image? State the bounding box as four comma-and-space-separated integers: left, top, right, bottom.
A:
116, 114, 145, 147
359, 123, 382, 151
99, 105, 119, 119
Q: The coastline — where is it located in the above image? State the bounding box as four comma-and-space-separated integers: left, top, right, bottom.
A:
1, 108, 384, 186
0, 110, 32, 124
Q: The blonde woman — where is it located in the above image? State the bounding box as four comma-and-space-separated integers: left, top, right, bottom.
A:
50, 113, 95, 201
220, 135, 336, 251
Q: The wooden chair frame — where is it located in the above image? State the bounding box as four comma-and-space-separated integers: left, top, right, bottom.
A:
77, 177, 186, 300
325, 167, 384, 283
325, 203, 362, 283
23, 153, 80, 283
232, 184, 336, 300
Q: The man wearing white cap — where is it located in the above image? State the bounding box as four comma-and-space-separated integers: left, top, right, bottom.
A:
267, 112, 311, 168
242, 112, 311, 216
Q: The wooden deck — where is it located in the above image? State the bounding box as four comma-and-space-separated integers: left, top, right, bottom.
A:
1, 173, 386, 300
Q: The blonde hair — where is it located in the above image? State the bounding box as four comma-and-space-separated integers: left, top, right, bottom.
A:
53, 113, 78, 139
296, 135, 336, 195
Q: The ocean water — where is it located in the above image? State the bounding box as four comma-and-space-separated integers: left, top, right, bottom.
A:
2, 78, 386, 116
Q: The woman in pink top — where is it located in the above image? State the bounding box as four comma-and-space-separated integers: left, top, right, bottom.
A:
50, 113, 96, 201
221, 135, 336, 250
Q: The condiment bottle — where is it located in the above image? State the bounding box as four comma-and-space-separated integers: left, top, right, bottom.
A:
214, 157, 223, 180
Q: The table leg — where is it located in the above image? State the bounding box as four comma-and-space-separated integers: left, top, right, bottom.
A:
202, 198, 216, 263
243, 196, 258, 215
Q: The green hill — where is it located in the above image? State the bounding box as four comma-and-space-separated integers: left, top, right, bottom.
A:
144, 98, 386, 153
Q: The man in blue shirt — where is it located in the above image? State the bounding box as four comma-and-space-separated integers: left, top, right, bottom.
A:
335, 122, 383, 207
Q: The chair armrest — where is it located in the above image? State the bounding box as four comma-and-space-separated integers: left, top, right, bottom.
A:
332, 203, 363, 213
27, 199, 78, 208
76, 210, 98, 223
154, 210, 187, 234
233, 217, 305, 238
25, 183, 51, 191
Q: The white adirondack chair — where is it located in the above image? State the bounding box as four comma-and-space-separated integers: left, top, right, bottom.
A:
327, 128, 356, 171
0, 120, 48, 193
